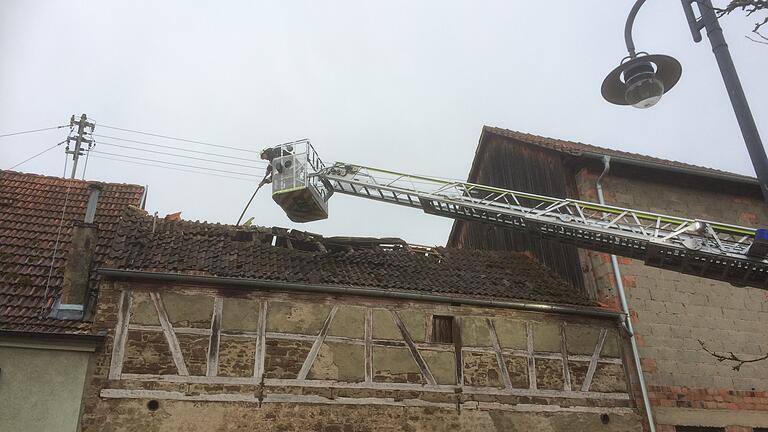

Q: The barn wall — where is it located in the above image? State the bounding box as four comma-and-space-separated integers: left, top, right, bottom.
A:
448, 135, 587, 292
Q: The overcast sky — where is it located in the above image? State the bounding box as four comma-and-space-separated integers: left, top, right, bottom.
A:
2, 1, 767, 246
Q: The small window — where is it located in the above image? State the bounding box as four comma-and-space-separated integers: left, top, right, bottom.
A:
675, 427, 724, 432
431, 315, 454, 344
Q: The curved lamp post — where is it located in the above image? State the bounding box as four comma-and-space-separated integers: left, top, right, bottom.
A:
601, 0, 682, 108
602, 0, 768, 202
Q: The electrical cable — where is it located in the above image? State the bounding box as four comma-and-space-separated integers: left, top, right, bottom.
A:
89, 150, 260, 178
88, 155, 258, 183
40, 181, 73, 318
95, 124, 308, 157
97, 124, 260, 154
94, 140, 265, 169
81, 147, 91, 180
7, 140, 67, 170
0, 125, 68, 139
92, 134, 266, 164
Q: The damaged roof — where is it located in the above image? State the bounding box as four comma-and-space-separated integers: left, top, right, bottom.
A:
0, 170, 145, 334
482, 126, 756, 184
106, 207, 596, 307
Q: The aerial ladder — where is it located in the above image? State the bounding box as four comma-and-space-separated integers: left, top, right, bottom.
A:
264, 140, 768, 289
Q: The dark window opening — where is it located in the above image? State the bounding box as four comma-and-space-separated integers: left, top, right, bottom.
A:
675, 427, 724, 432
431, 315, 454, 344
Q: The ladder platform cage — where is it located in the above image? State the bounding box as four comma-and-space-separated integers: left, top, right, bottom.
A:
270, 140, 331, 223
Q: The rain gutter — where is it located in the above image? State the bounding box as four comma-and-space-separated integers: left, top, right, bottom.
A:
581, 151, 757, 186
98, 268, 622, 320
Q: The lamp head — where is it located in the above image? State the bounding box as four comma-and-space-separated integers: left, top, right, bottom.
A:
601, 54, 682, 108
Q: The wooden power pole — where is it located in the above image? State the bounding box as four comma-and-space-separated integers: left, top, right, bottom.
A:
66, 114, 95, 179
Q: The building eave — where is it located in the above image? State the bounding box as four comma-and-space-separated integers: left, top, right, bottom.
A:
99, 268, 623, 321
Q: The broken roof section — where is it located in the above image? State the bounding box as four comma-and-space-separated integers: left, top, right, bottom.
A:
106, 207, 596, 308
0, 170, 145, 334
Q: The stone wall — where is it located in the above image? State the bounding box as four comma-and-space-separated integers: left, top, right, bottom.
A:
574, 166, 768, 430
80, 279, 642, 431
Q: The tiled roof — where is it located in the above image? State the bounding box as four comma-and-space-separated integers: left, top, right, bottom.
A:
483, 126, 756, 182
0, 170, 144, 334
106, 208, 595, 307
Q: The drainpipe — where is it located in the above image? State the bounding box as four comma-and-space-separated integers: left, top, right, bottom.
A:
596, 156, 656, 432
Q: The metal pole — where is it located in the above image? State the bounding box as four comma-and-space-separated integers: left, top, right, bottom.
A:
683, 0, 768, 202
624, 0, 647, 57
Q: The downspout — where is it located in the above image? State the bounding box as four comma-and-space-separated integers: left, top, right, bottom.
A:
596, 156, 656, 431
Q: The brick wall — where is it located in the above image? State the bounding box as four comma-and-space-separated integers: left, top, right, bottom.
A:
574, 166, 768, 430
80, 280, 642, 431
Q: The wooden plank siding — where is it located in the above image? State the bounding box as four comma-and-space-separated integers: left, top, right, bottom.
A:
447, 134, 587, 293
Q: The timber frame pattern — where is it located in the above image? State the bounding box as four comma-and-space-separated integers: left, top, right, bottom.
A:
102, 287, 632, 413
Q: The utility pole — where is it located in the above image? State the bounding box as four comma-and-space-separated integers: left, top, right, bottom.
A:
66, 114, 95, 179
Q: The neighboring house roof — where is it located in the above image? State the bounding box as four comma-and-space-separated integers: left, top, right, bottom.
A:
0, 170, 144, 334
106, 207, 596, 308
481, 126, 757, 184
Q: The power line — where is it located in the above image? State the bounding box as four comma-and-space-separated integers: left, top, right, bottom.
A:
7, 140, 66, 170
97, 124, 261, 154
90, 150, 261, 178
95, 123, 309, 157
88, 155, 259, 183
92, 134, 267, 164
40, 180, 73, 318
94, 140, 266, 170
0, 125, 68, 139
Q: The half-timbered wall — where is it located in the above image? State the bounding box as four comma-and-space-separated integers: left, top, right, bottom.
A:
81, 280, 642, 431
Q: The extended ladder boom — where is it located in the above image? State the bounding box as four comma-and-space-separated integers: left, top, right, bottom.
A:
266, 141, 768, 289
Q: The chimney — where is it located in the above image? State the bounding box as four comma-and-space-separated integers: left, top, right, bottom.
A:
55, 184, 101, 320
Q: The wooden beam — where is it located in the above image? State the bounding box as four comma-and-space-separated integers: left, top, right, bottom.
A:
364, 308, 373, 383
253, 300, 268, 380
560, 322, 572, 392
150, 291, 189, 376
391, 310, 436, 386
296, 305, 338, 380
581, 329, 608, 392
526, 321, 537, 390
100, 388, 632, 409
113, 374, 630, 400
453, 316, 464, 388
487, 318, 512, 389
108, 289, 132, 380
206, 296, 223, 377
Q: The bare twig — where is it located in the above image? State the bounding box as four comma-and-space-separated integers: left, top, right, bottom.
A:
714, 0, 768, 43
746, 34, 768, 43
698, 339, 768, 371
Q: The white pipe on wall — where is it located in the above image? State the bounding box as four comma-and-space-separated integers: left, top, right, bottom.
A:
596, 155, 656, 432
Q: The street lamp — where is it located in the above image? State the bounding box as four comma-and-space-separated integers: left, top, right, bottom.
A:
601, 54, 681, 108
601, 0, 768, 202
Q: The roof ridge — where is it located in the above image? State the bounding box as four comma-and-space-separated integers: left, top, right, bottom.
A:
482, 125, 755, 182
0, 169, 145, 189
